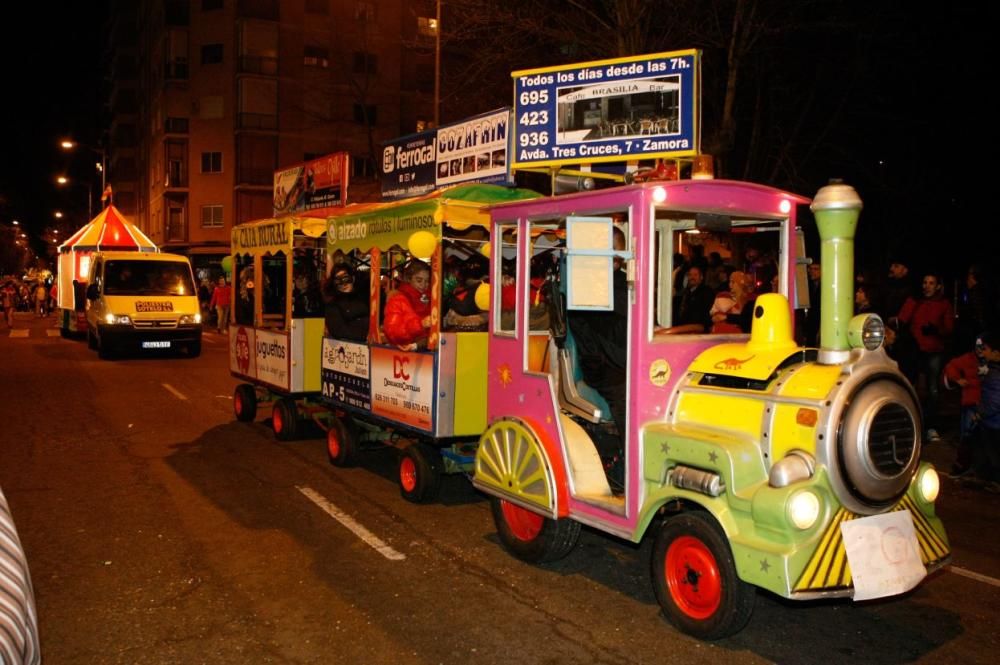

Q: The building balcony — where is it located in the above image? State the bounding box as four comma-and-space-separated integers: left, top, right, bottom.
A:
238, 55, 278, 76
237, 113, 278, 131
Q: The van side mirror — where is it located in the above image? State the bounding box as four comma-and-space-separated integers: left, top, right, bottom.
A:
86, 283, 100, 300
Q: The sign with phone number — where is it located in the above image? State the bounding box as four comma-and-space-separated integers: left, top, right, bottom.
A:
512, 50, 700, 168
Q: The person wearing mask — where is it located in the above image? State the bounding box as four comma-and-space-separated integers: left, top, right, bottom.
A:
323, 263, 370, 342
383, 260, 432, 350
898, 272, 954, 442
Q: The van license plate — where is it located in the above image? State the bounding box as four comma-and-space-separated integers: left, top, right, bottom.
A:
142, 341, 171, 349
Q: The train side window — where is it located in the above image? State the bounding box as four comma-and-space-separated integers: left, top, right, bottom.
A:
292, 245, 324, 318
494, 223, 517, 336
234, 254, 254, 326
261, 252, 287, 330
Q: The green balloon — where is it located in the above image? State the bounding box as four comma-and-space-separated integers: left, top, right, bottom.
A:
221, 256, 232, 273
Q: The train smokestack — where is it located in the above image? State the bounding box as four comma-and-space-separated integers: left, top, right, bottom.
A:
810, 180, 863, 364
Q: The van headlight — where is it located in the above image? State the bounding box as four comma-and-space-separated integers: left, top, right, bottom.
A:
788, 490, 821, 530
919, 467, 940, 503
179, 314, 202, 325
105, 313, 132, 325
848, 314, 884, 350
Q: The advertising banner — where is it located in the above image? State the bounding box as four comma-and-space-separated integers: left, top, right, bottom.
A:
512, 50, 700, 168
381, 108, 512, 200
254, 329, 290, 390
230, 325, 257, 378
370, 347, 434, 431
321, 338, 371, 410
273, 152, 350, 215
232, 219, 291, 255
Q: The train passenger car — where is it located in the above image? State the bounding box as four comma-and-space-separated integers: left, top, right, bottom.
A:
228, 214, 359, 439
320, 184, 539, 501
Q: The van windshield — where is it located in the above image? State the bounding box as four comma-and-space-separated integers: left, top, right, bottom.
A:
104, 260, 196, 296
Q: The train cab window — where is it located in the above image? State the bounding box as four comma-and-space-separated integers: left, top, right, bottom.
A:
653, 213, 787, 336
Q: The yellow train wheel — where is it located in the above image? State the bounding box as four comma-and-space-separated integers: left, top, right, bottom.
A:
475, 419, 556, 514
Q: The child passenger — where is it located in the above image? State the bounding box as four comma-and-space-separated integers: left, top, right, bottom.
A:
383, 260, 432, 350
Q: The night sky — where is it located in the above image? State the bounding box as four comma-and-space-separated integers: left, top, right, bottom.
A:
0, 2, 107, 243
0, 2, 990, 286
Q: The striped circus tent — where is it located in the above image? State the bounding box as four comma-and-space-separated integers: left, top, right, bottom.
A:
55, 206, 159, 320
57, 205, 157, 254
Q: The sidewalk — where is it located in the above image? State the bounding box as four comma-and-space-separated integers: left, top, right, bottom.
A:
1, 310, 62, 337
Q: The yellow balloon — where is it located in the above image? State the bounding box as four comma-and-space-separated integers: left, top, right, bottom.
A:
474, 282, 491, 311
479, 241, 491, 259
407, 230, 437, 260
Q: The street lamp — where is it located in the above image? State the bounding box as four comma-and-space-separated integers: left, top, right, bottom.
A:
60, 139, 107, 192
56, 175, 92, 220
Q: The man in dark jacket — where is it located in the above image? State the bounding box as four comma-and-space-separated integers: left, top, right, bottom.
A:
675, 265, 715, 332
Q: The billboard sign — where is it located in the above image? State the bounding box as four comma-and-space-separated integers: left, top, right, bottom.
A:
512, 50, 700, 168
273, 152, 350, 215
381, 108, 512, 200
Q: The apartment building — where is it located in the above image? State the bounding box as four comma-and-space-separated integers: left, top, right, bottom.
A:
105, 0, 437, 274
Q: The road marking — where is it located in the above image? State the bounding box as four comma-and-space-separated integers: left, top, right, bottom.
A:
46, 329, 60, 337
161, 383, 188, 401
949, 565, 1000, 587
297, 486, 406, 561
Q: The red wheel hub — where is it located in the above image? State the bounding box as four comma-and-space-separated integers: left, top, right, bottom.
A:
665, 535, 722, 619
501, 500, 544, 542
234, 393, 243, 416
400, 456, 417, 492
272, 405, 283, 433
327, 428, 341, 458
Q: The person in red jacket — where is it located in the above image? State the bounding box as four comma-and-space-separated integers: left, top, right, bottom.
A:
943, 340, 988, 476
383, 260, 431, 350
898, 273, 954, 441
208, 275, 232, 333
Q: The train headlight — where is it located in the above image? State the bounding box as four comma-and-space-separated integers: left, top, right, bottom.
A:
919, 467, 940, 503
788, 490, 821, 530
848, 314, 884, 350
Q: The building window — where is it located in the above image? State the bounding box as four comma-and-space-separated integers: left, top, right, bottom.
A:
304, 45, 329, 68
305, 0, 328, 14
201, 43, 224, 64
417, 16, 438, 38
352, 103, 377, 125
201, 205, 224, 228
355, 1, 375, 22
351, 155, 376, 178
201, 151, 223, 173
352, 51, 377, 75
165, 117, 189, 134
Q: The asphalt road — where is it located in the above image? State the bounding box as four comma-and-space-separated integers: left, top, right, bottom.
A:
1, 312, 998, 664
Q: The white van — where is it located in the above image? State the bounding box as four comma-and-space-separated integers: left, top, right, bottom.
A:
85, 251, 202, 358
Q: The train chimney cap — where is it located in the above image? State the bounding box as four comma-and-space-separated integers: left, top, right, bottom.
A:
810, 180, 863, 213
